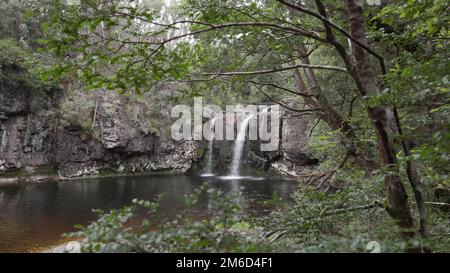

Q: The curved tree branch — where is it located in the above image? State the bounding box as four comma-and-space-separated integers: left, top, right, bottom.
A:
251, 83, 321, 114
194, 63, 347, 77
277, 0, 387, 74
247, 80, 315, 97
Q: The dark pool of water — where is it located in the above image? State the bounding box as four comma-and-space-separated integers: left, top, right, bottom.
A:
0, 174, 296, 252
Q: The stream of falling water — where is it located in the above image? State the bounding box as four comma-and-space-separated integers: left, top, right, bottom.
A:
230, 114, 255, 176
204, 118, 216, 175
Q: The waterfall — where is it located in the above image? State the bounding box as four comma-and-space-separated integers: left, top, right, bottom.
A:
204, 118, 216, 175
259, 107, 269, 142
230, 114, 255, 176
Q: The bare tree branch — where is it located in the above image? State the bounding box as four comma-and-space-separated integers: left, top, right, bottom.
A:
247, 80, 314, 97
251, 83, 321, 114
194, 63, 347, 77
277, 0, 387, 73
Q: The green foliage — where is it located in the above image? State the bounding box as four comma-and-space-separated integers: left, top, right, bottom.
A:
0, 38, 29, 67
0, 0, 58, 89
39, 0, 201, 94
373, 0, 449, 39
0, 38, 40, 86
409, 128, 450, 187
366, 0, 450, 190
12, 0, 450, 253
264, 170, 450, 252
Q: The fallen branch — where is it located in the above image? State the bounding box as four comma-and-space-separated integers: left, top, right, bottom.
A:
320, 200, 383, 217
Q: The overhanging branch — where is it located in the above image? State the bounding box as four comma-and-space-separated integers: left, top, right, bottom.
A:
194, 63, 347, 77
277, 0, 387, 74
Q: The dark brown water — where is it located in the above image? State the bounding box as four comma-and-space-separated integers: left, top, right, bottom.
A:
0, 174, 296, 252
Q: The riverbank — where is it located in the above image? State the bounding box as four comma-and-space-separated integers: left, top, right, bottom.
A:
0, 169, 189, 186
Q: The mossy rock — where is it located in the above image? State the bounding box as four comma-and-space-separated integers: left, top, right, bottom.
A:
0, 165, 58, 178
98, 168, 117, 177
0, 168, 27, 178
196, 148, 205, 159
33, 165, 58, 176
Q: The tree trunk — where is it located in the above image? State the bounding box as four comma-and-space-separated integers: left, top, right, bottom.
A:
345, 0, 417, 243
393, 108, 429, 239
295, 43, 376, 170
286, 2, 376, 171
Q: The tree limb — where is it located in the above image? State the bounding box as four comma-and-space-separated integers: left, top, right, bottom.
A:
277, 0, 387, 74
194, 63, 347, 77
247, 80, 314, 97
251, 83, 321, 114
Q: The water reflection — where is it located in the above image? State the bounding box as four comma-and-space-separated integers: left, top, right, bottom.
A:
0, 175, 296, 252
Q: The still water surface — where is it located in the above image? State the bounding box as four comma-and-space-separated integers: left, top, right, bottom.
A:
0, 175, 296, 252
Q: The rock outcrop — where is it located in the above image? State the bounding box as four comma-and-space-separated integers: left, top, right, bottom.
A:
0, 82, 58, 175
271, 111, 319, 177
0, 81, 199, 181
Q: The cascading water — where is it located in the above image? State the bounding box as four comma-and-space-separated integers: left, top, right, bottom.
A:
259, 107, 269, 142
229, 114, 255, 176
204, 118, 216, 176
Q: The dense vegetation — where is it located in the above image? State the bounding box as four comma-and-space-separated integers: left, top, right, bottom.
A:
1, 0, 449, 252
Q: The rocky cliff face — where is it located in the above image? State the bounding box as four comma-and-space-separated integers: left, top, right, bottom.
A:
272, 111, 319, 177
0, 82, 58, 175
0, 79, 316, 182
0, 81, 199, 181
